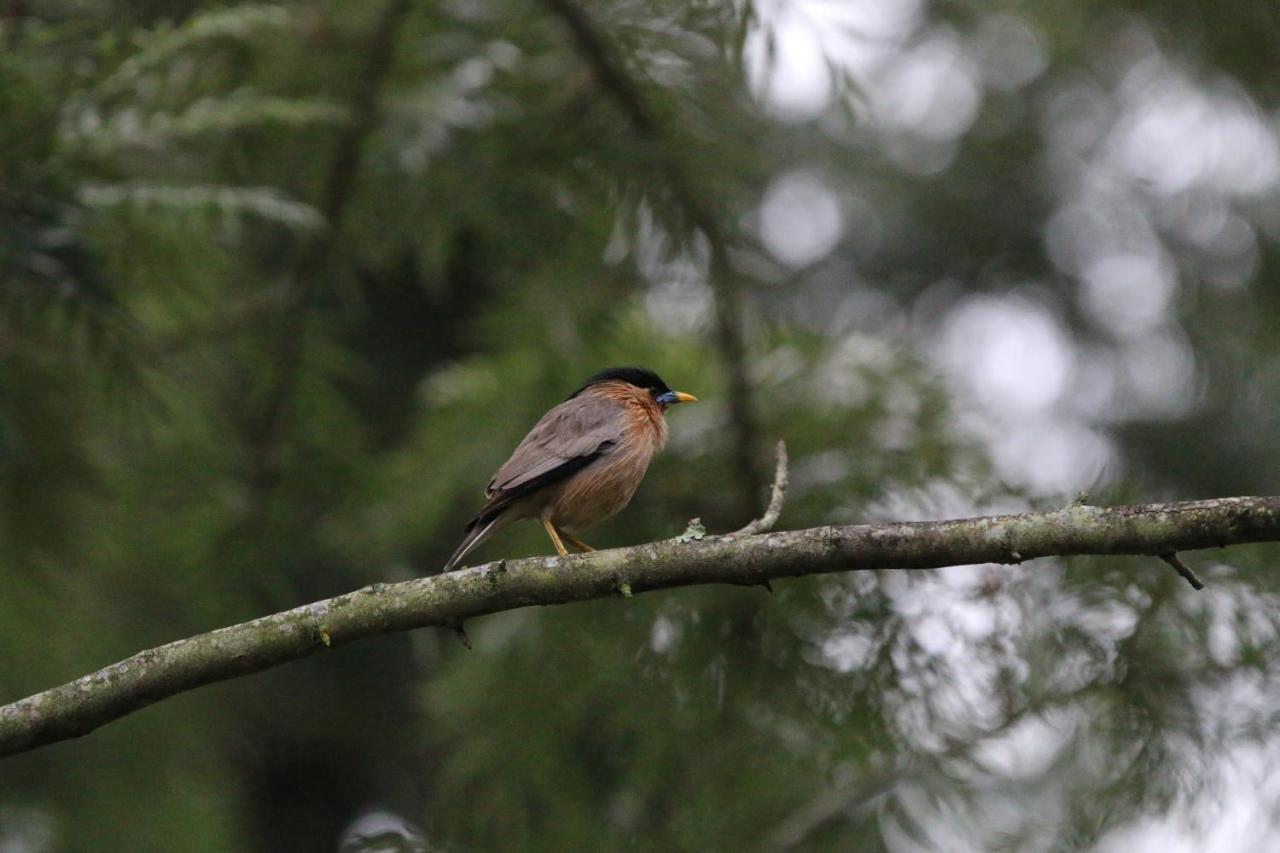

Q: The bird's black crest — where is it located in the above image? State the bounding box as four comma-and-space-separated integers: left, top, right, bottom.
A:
568, 366, 671, 399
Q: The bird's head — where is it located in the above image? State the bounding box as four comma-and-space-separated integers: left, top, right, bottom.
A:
569, 366, 697, 411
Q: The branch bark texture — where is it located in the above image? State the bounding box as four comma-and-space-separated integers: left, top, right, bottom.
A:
3, 496, 1278, 758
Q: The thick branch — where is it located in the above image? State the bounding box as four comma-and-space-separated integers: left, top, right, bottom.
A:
3, 495, 1278, 758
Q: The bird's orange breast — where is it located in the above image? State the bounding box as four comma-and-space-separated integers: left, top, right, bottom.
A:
546, 391, 666, 532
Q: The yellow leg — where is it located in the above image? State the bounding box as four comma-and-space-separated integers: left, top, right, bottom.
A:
563, 531, 596, 552
541, 517, 569, 556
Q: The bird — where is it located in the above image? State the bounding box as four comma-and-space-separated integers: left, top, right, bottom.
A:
443, 366, 697, 571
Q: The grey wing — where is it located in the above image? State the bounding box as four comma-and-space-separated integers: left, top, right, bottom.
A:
484, 395, 626, 501
445, 396, 626, 571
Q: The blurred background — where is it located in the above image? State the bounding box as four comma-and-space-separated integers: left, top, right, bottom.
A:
2, 0, 1280, 850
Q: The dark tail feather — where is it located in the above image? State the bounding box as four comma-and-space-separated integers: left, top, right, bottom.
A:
443, 511, 505, 572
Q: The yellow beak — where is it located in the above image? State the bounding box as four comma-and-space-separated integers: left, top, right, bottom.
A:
673, 391, 698, 403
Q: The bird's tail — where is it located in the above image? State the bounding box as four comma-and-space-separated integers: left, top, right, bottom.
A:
443, 510, 506, 572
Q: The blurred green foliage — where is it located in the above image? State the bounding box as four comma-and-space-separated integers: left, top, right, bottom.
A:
2, 1, 1280, 851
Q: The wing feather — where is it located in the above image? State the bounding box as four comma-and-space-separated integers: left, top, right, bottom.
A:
478, 394, 626, 512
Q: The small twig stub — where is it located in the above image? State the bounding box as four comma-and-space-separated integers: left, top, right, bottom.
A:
1160, 552, 1205, 590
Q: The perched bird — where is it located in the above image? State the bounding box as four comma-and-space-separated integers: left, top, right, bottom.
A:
444, 367, 697, 571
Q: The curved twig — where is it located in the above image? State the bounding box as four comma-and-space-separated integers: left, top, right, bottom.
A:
733, 440, 789, 536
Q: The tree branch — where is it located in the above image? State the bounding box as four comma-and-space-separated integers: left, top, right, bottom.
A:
2, 495, 1278, 758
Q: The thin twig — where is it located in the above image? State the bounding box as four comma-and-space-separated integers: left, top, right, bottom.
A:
1159, 552, 1205, 590
733, 440, 789, 536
